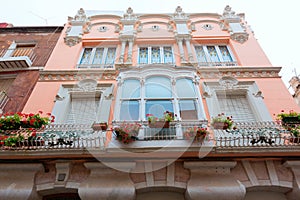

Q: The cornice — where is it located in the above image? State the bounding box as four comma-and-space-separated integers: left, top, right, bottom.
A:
197, 66, 282, 79
39, 70, 117, 82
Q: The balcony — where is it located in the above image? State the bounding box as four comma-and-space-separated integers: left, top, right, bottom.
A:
0, 47, 36, 70
0, 121, 299, 154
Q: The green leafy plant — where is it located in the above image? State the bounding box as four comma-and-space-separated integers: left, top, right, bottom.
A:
211, 113, 234, 129
277, 110, 300, 119
146, 111, 175, 123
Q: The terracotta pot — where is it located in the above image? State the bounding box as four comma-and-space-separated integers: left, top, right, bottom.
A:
212, 122, 229, 130
149, 121, 170, 128
92, 123, 107, 131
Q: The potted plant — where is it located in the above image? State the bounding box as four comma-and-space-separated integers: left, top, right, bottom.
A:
3, 128, 45, 147
211, 113, 234, 129
277, 110, 300, 124
184, 126, 209, 143
113, 122, 141, 144
146, 111, 175, 128
92, 122, 108, 131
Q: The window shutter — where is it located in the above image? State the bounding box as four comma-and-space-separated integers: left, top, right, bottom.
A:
218, 94, 256, 122
66, 97, 100, 124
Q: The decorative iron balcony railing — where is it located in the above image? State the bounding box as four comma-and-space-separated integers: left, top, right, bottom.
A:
0, 121, 299, 151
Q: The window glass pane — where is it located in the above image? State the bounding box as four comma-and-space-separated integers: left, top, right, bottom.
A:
139, 47, 148, 64
146, 100, 173, 118
207, 46, 220, 62
218, 94, 256, 122
67, 97, 99, 124
105, 48, 116, 64
92, 48, 104, 64
179, 100, 198, 120
163, 46, 173, 63
80, 48, 92, 64
219, 46, 233, 62
195, 46, 207, 63
120, 100, 139, 120
122, 79, 140, 98
146, 76, 172, 98
176, 78, 195, 97
151, 47, 161, 63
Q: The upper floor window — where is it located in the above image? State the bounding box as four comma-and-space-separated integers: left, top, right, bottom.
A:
194, 45, 236, 67
78, 47, 116, 69
138, 46, 174, 64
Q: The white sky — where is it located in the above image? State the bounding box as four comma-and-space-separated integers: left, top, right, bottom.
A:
1, 0, 299, 91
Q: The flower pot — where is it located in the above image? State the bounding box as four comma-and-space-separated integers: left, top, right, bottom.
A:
92, 123, 107, 131
282, 116, 300, 124
149, 121, 170, 128
290, 137, 300, 143
212, 122, 229, 130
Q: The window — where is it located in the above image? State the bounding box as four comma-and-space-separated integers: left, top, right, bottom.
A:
217, 93, 256, 122
78, 47, 116, 68
12, 44, 35, 58
66, 95, 100, 124
138, 46, 174, 64
116, 68, 205, 122
52, 80, 114, 124
203, 78, 272, 122
194, 45, 236, 66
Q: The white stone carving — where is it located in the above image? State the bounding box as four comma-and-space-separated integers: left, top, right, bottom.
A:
219, 76, 238, 89
98, 26, 108, 32
202, 24, 213, 30
77, 79, 98, 91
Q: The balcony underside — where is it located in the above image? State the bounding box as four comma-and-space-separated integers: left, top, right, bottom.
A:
0, 56, 32, 70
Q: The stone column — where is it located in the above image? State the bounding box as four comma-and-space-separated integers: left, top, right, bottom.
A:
119, 40, 127, 63
284, 161, 300, 200
184, 161, 245, 200
0, 163, 43, 200
177, 38, 185, 62
127, 39, 134, 63
185, 39, 193, 62
79, 162, 136, 200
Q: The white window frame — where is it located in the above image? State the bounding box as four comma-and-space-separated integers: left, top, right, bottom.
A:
203, 79, 272, 122
114, 66, 206, 122
52, 81, 114, 124
137, 45, 175, 65
193, 45, 237, 66
77, 46, 117, 69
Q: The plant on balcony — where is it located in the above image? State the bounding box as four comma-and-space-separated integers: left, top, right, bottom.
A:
184, 126, 210, 143
113, 122, 141, 144
0, 111, 55, 133
91, 121, 108, 131
2, 128, 44, 147
146, 111, 175, 128
211, 113, 234, 129
276, 110, 300, 124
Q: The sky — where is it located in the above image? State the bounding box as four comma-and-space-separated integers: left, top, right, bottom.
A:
1, 0, 299, 92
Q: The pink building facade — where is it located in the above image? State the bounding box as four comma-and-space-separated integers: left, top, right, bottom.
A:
1, 6, 300, 200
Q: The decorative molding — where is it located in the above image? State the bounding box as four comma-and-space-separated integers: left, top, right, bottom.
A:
202, 24, 213, 30
219, 76, 238, 89
39, 70, 117, 81
151, 25, 159, 31
98, 26, 108, 32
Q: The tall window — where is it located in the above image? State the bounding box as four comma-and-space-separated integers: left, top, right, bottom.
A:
66, 95, 100, 124
138, 46, 174, 64
78, 47, 116, 68
217, 93, 256, 122
118, 74, 203, 121
194, 45, 236, 66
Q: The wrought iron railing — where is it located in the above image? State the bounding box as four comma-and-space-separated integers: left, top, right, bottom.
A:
0, 121, 299, 151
